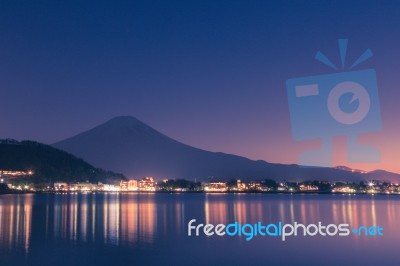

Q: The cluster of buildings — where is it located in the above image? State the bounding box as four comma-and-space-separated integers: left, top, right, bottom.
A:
120, 177, 156, 192
272, 180, 400, 194
201, 180, 400, 194
54, 177, 156, 192
0, 169, 34, 177
204, 182, 229, 192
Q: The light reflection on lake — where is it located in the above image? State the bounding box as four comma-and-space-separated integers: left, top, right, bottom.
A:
0, 193, 399, 265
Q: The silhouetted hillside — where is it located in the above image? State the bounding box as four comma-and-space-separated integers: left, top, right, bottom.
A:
0, 139, 125, 184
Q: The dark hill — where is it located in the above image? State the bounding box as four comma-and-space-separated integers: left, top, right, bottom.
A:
53, 116, 400, 182
0, 139, 125, 184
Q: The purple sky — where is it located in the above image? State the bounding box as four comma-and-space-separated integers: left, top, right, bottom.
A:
1, 1, 400, 172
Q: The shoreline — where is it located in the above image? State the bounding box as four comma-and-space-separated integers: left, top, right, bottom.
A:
0, 190, 396, 196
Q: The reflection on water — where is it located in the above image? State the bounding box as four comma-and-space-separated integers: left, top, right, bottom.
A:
0, 194, 32, 254
1, 193, 400, 256
49, 193, 158, 247
203, 194, 395, 228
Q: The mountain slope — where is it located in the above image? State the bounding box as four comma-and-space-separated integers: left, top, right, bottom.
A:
0, 139, 125, 184
53, 116, 400, 182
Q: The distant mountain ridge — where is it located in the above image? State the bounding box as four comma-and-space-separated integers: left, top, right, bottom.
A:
53, 116, 400, 182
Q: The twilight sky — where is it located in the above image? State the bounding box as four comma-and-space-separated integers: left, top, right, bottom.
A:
0, 1, 399, 172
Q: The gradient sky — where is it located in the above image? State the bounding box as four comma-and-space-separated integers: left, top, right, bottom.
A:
0, 1, 399, 172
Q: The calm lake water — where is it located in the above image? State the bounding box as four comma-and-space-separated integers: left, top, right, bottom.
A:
0, 193, 399, 266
